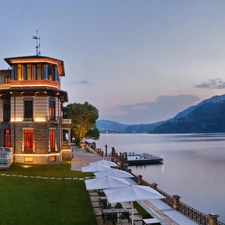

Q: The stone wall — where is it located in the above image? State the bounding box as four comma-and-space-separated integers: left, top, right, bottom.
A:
13, 122, 59, 154
61, 149, 72, 160
14, 154, 61, 164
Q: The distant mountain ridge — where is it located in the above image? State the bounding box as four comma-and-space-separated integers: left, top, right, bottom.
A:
97, 94, 225, 133
152, 100, 225, 133
174, 94, 225, 118
96, 120, 129, 133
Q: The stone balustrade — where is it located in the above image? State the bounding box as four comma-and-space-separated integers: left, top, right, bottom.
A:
0, 147, 13, 169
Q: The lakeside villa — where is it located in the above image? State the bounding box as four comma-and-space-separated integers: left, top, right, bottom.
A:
0, 54, 72, 166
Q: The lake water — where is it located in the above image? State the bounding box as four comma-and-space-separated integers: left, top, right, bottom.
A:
92, 133, 225, 222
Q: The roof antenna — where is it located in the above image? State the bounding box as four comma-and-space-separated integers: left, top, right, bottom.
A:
32, 30, 41, 55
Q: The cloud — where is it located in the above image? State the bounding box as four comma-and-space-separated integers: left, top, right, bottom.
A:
103, 95, 200, 124
195, 78, 225, 89
70, 80, 91, 85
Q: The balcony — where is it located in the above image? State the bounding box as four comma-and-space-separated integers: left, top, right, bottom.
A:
11, 80, 59, 88
62, 119, 71, 124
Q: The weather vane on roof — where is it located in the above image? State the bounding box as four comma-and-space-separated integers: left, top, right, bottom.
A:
32, 30, 41, 56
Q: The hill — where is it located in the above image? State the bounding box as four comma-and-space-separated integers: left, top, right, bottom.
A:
151, 100, 225, 133
96, 120, 129, 133
123, 122, 162, 133
97, 95, 225, 134
174, 94, 225, 118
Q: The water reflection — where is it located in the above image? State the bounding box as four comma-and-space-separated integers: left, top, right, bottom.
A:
94, 133, 225, 222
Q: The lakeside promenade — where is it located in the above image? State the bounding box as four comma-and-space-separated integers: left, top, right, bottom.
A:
71, 146, 200, 225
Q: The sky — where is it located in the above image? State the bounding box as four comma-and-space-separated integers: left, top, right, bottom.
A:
1, 0, 225, 124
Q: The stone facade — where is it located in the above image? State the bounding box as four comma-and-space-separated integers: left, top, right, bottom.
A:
61, 149, 73, 160
14, 154, 61, 164
12, 122, 59, 154
0, 55, 71, 165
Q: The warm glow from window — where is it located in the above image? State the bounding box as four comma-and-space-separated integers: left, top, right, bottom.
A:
17, 153, 60, 157
11, 118, 23, 122
34, 118, 46, 122
24, 157, 33, 162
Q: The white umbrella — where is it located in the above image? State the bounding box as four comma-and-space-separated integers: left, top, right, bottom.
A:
94, 168, 134, 178
85, 176, 131, 190
90, 159, 117, 167
104, 184, 165, 225
81, 163, 111, 172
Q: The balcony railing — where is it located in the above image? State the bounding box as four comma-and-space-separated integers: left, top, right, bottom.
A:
62, 119, 71, 124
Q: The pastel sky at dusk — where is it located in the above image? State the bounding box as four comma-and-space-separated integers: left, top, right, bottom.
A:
1, 0, 225, 124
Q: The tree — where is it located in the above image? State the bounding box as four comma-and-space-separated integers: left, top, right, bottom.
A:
64, 102, 99, 146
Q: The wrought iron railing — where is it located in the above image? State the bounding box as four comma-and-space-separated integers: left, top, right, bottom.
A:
128, 168, 225, 225
90, 145, 225, 225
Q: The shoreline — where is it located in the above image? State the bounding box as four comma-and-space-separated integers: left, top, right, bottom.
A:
72, 145, 215, 225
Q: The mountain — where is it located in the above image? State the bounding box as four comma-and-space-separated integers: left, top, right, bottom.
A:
123, 122, 162, 133
174, 94, 225, 118
96, 120, 129, 133
96, 120, 162, 133
151, 100, 225, 133
97, 95, 225, 134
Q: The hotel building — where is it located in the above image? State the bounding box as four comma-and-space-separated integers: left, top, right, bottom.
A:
0, 55, 72, 164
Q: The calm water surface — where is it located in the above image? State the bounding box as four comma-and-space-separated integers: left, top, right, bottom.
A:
93, 133, 225, 222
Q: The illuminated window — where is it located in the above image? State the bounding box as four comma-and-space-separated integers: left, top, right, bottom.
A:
24, 129, 34, 153
32, 65, 36, 80
24, 100, 33, 121
3, 102, 10, 122
4, 129, 10, 147
27, 64, 32, 80
4, 76, 11, 83
37, 64, 42, 80
24, 157, 33, 162
22, 65, 27, 80
50, 156, 56, 162
49, 100, 56, 120
49, 130, 55, 152
48, 65, 56, 81
16, 64, 22, 80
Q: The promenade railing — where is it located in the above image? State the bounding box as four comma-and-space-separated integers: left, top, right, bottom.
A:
88, 144, 225, 225
129, 168, 225, 225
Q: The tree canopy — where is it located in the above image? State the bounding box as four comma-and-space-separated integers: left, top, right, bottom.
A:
64, 102, 100, 146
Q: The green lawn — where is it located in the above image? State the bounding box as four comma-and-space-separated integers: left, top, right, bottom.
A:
0, 162, 96, 225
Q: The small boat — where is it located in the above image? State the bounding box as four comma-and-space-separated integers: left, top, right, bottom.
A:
125, 152, 163, 165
